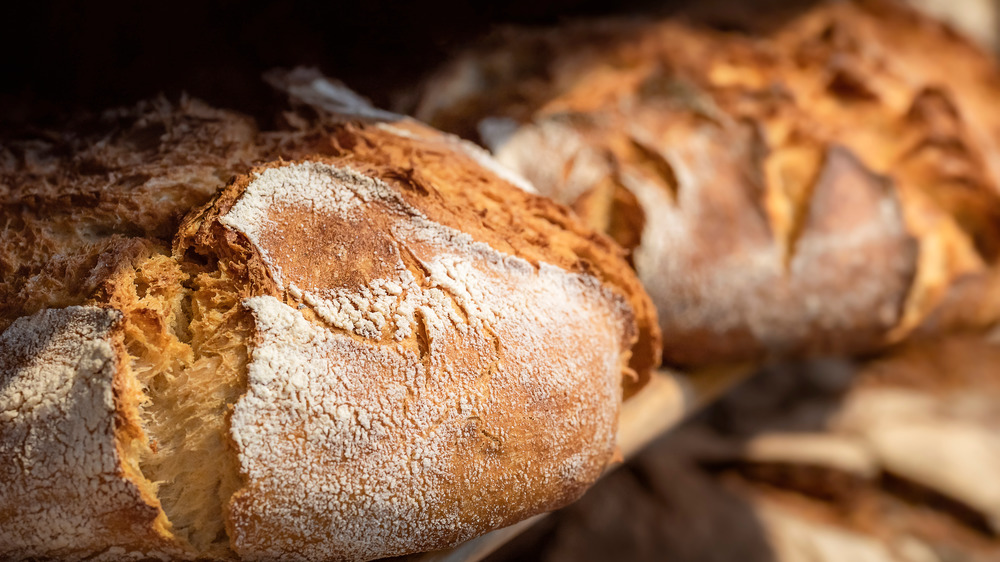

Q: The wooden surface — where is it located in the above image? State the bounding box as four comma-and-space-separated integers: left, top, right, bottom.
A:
406, 364, 755, 562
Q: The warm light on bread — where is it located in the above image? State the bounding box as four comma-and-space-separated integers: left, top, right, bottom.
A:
0, 85, 659, 561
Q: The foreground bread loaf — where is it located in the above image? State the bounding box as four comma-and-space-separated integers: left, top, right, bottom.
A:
413, 0, 1000, 367
0, 81, 659, 560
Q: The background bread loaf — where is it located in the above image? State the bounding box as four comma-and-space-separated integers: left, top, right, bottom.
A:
412, 0, 1000, 367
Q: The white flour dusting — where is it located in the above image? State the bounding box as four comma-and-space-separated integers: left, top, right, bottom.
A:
493, 118, 610, 203
497, 112, 914, 355
221, 160, 630, 560
0, 307, 174, 560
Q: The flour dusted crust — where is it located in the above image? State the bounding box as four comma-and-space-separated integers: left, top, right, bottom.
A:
179, 136, 648, 559
0, 81, 658, 560
413, 0, 1000, 366
0, 307, 183, 560
179, 118, 659, 390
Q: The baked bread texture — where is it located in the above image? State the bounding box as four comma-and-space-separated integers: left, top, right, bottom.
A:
413, 0, 1000, 367
0, 76, 659, 561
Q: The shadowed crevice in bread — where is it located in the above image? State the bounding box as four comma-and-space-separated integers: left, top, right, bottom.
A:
100, 249, 250, 557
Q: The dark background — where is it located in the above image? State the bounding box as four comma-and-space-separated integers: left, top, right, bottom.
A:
0, 0, 816, 127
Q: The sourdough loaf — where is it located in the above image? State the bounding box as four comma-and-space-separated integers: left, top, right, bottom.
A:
0, 79, 659, 560
413, 0, 1000, 367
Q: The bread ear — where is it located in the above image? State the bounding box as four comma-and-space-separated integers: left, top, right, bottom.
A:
181, 144, 650, 559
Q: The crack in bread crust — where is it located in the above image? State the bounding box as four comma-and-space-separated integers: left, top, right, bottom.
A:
101, 250, 250, 557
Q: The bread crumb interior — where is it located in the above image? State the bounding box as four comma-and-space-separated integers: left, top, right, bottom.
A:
109, 252, 249, 556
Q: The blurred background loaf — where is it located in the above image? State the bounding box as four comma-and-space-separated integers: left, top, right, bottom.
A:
411, 0, 1000, 368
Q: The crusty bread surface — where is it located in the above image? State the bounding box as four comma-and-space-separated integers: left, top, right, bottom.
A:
0, 306, 185, 560
0, 84, 659, 561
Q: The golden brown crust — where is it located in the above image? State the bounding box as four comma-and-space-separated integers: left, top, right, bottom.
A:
414, 0, 1000, 367
179, 153, 644, 560
177, 118, 659, 391
1, 89, 658, 385
0, 78, 658, 560
336, 120, 660, 386
0, 97, 260, 332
